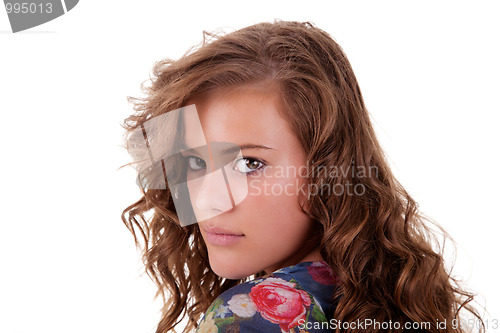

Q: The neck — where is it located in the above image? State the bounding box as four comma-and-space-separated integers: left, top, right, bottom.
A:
263, 246, 324, 275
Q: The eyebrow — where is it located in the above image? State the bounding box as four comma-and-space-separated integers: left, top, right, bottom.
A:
179, 143, 275, 154
222, 144, 275, 155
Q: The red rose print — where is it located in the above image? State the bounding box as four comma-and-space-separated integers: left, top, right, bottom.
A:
307, 261, 338, 285
249, 277, 311, 331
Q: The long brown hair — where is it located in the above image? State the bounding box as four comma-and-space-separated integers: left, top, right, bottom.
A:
121, 20, 484, 332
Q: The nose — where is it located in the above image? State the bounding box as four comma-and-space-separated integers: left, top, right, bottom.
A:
188, 167, 234, 222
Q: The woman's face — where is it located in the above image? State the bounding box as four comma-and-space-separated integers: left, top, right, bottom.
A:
182, 82, 322, 279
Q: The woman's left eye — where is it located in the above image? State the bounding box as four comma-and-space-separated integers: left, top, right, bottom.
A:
233, 157, 265, 174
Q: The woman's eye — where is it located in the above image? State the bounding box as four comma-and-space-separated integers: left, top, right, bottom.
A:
233, 158, 264, 174
187, 156, 206, 171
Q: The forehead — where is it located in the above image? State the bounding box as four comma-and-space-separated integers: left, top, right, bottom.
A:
182, 84, 292, 147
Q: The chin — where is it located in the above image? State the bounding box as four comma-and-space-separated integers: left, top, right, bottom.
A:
209, 259, 251, 280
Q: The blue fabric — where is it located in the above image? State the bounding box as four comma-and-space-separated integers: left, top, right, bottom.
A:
196, 261, 339, 332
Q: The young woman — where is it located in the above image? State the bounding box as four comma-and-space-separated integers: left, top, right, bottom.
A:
121, 20, 484, 332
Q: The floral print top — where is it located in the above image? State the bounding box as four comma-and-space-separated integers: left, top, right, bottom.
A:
196, 261, 339, 333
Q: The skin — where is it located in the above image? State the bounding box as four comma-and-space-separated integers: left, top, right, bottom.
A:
182, 81, 324, 280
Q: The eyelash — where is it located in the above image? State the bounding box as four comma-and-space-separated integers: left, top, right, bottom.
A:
184, 155, 266, 175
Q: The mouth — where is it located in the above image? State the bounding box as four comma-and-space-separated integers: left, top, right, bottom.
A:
203, 226, 245, 246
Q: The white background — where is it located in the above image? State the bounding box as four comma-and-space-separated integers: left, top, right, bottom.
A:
1, 1, 498, 332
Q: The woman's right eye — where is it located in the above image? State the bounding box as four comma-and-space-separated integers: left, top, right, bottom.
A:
186, 156, 206, 171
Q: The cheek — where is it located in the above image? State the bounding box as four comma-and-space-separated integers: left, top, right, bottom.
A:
243, 175, 311, 241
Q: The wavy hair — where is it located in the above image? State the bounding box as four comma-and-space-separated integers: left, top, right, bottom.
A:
121, 20, 484, 332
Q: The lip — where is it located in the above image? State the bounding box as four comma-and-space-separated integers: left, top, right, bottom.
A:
203, 226, 245, 246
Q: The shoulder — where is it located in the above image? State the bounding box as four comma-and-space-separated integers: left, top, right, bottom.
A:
197, 264, 338, 332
